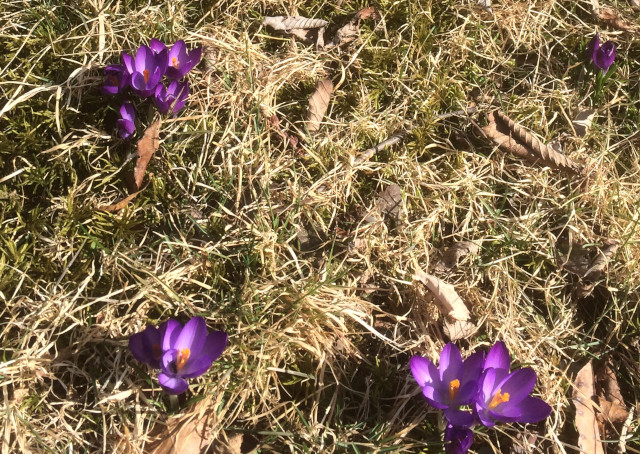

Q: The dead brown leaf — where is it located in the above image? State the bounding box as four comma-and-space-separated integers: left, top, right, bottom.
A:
266, 113, 299, 150
413, 270, 471, 322
562, 239, 619, 299
443, 319, 476, 341
433, 241, 480, 272
326, 7, 381, 48
595, 8, 637, 33
147, 398, 217, 454
573, 109, 597, 138
262, 16, 328, 45
573, 361, 605, 454
629, 0, 640, 10
306, 79, 333, 133
134, 120, 161, 190
376, 184, 403, 220
595, 362, 629, 440
98, 191, 142, 212
479, 110, 584, 175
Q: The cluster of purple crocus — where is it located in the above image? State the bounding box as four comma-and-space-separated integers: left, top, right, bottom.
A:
129, 316, 228, 394
588, 33, 616, 74
411, 342, 551, 454
102, 38, 202, 139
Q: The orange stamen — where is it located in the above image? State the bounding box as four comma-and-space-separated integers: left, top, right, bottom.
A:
488, 389, 510, 409
152, 343, 162, 360
108, 75, 118, 85
449, 379, 460, 401
176, 348, 190, 372
172, 57, 180, 69
143, 69, 150, 83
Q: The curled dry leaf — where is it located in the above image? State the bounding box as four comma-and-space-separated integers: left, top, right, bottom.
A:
480, 110, 584, 174
147, 398, 216, 454
443, 319, 477, 341
595, 362, 629, 437
326, 6, 381, 48
573, 109, 597, 138
262, 16, 328, 31
476, 0, 494, 14
572, 361, 605, 454
413, 270, 471, 322
306, 79, 333, 133
134, 120, 161, 190
595, 8, 637, 33
563, 239, 619, 299
98, 190, 141, 212
433, 241, 480, 272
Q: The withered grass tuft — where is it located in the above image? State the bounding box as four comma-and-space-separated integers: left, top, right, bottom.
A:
0, 0, 639, 452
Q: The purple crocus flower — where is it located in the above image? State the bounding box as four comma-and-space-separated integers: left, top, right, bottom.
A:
122, 45, 168, 97
149, 38, 167, 54
101, 64, 129, 95
129, 321, 168, 369
410, 343, 484, 426
588, 33, 616, 73
474, 341, 552, 427
158, 317, 228, 394
165, 40, 202, 80
444, 425, 473, 454
116, 102, 135, 139
154, 80, 189, 115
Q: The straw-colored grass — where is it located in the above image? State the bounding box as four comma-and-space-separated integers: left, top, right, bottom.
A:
1, 0, 639, 452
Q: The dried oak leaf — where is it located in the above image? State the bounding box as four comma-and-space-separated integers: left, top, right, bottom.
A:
479, 110, 584, 175
563, 239, 619, 299
443, 319, 477, 341
98, 190, 141, 212
573, 109, 597, 138
262, 16, 328, 45
413, 270, 471, 322
306, 79, 333, 133
326, 6, 381, 48
573, 361, 605, 454
595, 362, 629, 435
595, 8, 637, 33
134, 120, 161, 190
433, 241, 480, 272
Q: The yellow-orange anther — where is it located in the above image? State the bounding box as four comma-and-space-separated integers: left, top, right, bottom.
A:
176, 348, 191, 372
488, 389, 510, 409
108, 75, 118, 85
143, 69, 150, 83
449, 379, 460, 401
172, 57, 180, 69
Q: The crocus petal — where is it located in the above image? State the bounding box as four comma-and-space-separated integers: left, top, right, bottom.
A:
497, 368, 537, 404
135, 46, 153, 72
410, 356, 438, 387
161, 349, 179, 373
178, 354, 215, 378
480, 368, 509, 400
439, 343, 463, 384
484, 341, 510, 371
119, 103, 135, 122
491, 405, 522, 422
174, 316, 207, 355
444, 408, 475, 427
461, 351, 485, 385
444, 425, 473, 454
129, 327, 158, 366
116, 119, 134, 139
594, 41, 616, 71
516, 396, 552, 423
131, 72, 147, 91
122, 52, 135, 74
154, 84, 170, 114
202, 331, 228, 363
158, 373, 189, 394
422, 385, 448, 410
475, 403, 495, 427
150, 38, 167, 54
588, 34, 600, 61
162, 319, 182, 350
454, 380, 478, 405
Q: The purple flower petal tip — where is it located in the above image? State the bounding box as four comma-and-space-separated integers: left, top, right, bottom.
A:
589, 33, 616, 72
444, 425, 473, 454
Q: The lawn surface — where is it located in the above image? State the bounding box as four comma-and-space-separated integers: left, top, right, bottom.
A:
0, 0, 639, 452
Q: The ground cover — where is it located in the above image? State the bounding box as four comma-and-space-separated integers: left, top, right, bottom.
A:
0, 0, 639, 452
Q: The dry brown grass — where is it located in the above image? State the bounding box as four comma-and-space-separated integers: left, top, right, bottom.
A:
1, 0, 639, 452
